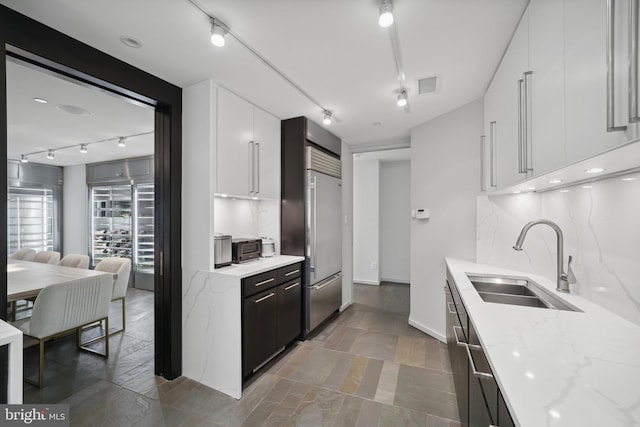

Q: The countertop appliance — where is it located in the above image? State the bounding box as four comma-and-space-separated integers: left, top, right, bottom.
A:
232, 238, 262, 264
261, 237, 276, 257
281, 117, 343, 336
214, 234, 232, 268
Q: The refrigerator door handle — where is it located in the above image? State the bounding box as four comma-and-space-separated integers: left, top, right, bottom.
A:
310, 175, 317, 278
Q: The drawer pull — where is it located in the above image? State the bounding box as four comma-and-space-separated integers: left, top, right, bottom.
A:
447, 302, 457, 315
452, 326, 466, 347
254, 278, 275, 287
254, 292, 275, 303
284, 282, 300, 291
284, 269, 300, 276
466, 344, 494, 380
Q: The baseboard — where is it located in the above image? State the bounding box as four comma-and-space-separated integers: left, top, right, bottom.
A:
408, 317, 446, 343
353, 280, 380, 286
380, 277, 410, 285
339, 301, 352, 312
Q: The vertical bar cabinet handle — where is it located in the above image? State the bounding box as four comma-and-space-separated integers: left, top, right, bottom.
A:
607, 0, 628, 131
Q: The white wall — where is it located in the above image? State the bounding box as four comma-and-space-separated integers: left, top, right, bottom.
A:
353, 158, 380, 285
477, 169, 640, 326
182, 80, 216, 271
410, 99, 483, 342
214, 198, 280, 254
62, 165, 88, 256
380, 160, 410, 283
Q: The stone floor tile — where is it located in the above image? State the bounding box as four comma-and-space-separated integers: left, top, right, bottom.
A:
373, 360, 400, 405
339, 355, 368, 394
355, 399, 382, 427
378, 404, 428, 427
349, 331, 399, 361
356, 357, 384, 399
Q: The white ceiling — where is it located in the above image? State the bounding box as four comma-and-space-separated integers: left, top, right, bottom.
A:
7, 59, 154, 167
1, 0, 527, 150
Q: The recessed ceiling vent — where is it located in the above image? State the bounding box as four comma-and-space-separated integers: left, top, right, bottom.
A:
418, 75, 439, 95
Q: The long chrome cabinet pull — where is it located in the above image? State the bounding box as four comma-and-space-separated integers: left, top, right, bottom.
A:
489, 121, 497, 187
607, 0, 628, 131
466, 344, 494, 380
254, 278, 275, 287
452, 326, 466, 347
284, 269, 300, 276
523, 71, 533, 172
517, 78, 525, 174
480, 135, 486, 192
254, 292, 275, 303
248, 141, 255, 193
284, 282, 300, 291
447, 302, 457, 315
255, 142, 260, 193
630, 0, 640, 122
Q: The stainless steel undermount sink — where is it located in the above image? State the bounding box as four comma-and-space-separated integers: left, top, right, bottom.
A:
466, 275, 581, 312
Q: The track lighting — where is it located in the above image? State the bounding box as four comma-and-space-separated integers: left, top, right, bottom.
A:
80, 144, 88, 154
210, 19, 228, 47
47, 150, 55, 160
378, 0, 394, 28
118, 137, 127, 148
397, 89, 408, 107
20, 154, 28, 163
323, 111, 333, 125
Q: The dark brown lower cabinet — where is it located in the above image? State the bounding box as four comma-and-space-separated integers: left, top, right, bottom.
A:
277, 279, 302, 349
243, 288, 278, 377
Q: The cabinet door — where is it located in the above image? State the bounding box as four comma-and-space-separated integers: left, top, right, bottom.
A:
564, 0, 636, 164
277, 278, 302, 348
494, 9, 530, 189
253, 107, 281, 199
498, 390, 516, 427
217, 87, 254, 197
529, 0, 566, 176
243, 288, 278, 377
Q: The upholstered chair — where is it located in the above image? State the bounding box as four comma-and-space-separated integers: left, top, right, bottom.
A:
58, 254, 90, 269
33, 250, 61, 264
95, 257, 132, 335
9, 248, 36, 261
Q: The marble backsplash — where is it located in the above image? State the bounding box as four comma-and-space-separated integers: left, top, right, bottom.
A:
214, 197, 280, 254
477, 170, 640, 326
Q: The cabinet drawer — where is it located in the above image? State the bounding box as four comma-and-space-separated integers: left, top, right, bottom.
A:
277, 262, 302, 283
243, 269, 278, 297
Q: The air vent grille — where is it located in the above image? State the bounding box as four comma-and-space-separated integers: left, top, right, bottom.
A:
418, 76, 438, 95
306, 146, 341, 178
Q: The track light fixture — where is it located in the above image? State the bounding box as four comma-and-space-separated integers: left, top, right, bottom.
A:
118, 137, 127, 148
210, 19, 228, 47
379, 0, 394, 28
20, 154, 28, 163
46, 150, 55, 160
323, 110, 333, 125
397, 89, 408, 107
80, 144, 88, 154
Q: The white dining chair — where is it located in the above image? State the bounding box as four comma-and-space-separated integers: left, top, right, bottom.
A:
95, 257, 132, 335
9, 248, 36, 261
58, 254, 90, 269
33, 251, 60, 264
13, 274, 112, 388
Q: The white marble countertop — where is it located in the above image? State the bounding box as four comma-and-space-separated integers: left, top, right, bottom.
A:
212, 255, 305, 278
446, 258, 640, 427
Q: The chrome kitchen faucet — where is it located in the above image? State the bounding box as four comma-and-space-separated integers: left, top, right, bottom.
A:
513, 219, 576, 293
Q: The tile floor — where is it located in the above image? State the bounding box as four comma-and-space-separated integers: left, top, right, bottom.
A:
21, 282, 460, 426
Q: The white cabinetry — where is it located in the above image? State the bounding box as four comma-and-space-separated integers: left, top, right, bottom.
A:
216, 87, 280, 199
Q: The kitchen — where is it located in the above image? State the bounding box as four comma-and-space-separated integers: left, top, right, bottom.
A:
1, 0, 640, 426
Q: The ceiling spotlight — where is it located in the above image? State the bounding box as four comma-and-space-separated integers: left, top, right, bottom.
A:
210, 19, 228, 47
33, 97, 48, 104
20, 154, 28, 163
585, 167, 604, 174
378, 0, 394, 28
397, 89, 408, 107
323, 110, 333, 125
118, 137, 127, 148
80, 144, 88, 154
46, 150, 55, 160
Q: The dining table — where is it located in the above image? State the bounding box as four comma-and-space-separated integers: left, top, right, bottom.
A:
7, 259, 114, 302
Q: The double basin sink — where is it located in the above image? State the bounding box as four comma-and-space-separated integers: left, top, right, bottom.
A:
467, 275, 581, 312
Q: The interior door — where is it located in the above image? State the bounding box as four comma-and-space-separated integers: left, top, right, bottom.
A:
308, 170, 342, 285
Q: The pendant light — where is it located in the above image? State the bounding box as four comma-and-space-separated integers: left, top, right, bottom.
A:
378, 0, 394, 28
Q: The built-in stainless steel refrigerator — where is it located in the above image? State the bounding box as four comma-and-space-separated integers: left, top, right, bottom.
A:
305, 146, 342, 333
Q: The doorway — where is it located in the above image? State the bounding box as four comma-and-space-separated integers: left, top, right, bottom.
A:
0, 5, 182, 402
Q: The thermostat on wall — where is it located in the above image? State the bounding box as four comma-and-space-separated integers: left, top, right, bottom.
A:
413, 209, 430, 219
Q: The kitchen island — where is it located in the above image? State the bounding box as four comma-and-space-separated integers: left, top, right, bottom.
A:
446, 258, 640, 426
182, 255, 304, 399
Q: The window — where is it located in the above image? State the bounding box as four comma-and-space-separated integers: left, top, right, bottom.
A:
7, 187, 55, 253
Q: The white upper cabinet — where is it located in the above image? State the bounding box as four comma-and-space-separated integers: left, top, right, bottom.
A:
216, 87, 281, 199
252, 107, 280, 199
529, 0, 565, 175
564, 0, 638, 164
